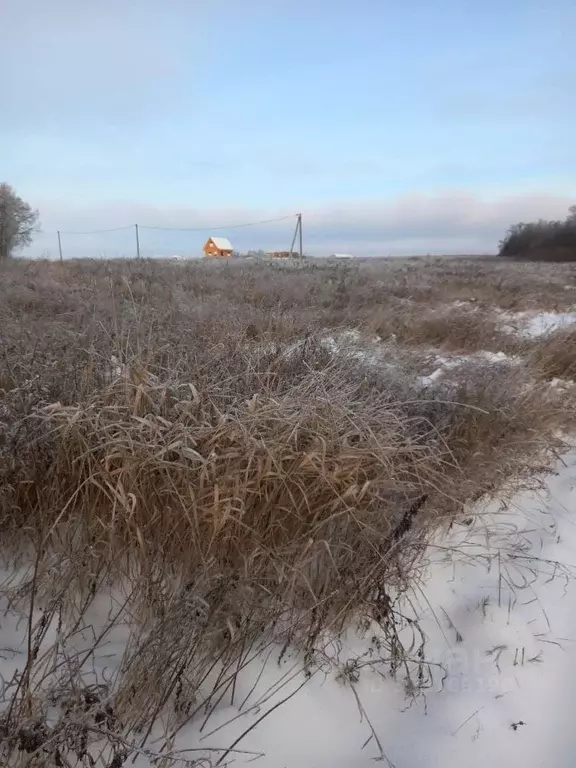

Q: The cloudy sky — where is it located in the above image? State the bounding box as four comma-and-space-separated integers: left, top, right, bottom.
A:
2, 0, 575, 257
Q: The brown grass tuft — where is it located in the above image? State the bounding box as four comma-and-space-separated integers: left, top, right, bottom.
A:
528, 327, 576, 381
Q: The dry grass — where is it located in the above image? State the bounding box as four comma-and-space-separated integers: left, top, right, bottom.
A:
0, 256, 573, 766
528, 327, 576, 381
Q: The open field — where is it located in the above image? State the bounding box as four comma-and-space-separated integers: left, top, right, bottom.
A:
2, 255, 576, 766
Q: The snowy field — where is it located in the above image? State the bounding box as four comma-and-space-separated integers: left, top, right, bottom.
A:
3, 257, 576, 767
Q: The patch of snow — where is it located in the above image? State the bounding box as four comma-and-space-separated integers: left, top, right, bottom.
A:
478, 350, 510, 363
320, 330, 385, 367
419, 357, 460, 387
110, 354, 124, 378
526, 312, 576, 337
450, 299, 479, 309
550, 377, 573, 388
500, 311, 576, 338
251, 333, 520, 391
419, 366, 448, 387
547, 378, 576, 394
101, 355, 126, 382
419, 350, 518, 388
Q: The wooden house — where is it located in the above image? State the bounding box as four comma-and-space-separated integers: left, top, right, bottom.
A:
203, 237, 234, 258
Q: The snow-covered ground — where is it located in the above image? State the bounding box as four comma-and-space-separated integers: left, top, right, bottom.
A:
2, 448, 576, 767
500, 310, 576, 338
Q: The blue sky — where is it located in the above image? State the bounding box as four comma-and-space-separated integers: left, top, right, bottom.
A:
2, 0, 575, 256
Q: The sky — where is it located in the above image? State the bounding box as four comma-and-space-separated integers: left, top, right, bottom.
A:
1, 0, 575, 257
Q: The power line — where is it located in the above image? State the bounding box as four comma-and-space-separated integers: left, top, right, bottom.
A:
139, 214, 298, 232
53, 224, 136, 236
49, 214, 298, 237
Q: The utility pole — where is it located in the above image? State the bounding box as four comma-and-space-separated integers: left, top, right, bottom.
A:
289, 214, 304, 259
135, 224, 141, 259
289, 216, 298, 258
57, 231, 63, 262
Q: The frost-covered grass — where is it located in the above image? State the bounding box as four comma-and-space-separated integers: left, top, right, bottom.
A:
2, 451, 576, 767
1, 256, 576, 766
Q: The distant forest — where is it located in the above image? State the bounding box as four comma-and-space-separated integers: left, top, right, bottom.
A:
500, 206, 576, 261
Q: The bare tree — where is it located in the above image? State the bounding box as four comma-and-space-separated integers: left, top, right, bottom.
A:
0, 183, 40, 260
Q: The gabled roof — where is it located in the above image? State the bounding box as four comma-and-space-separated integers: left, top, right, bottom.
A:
208, 237, 233, 251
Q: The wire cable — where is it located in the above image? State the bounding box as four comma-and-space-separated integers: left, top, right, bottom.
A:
138, 214, 297, 232
49, 214, 297, 236
55, 225, 136, 236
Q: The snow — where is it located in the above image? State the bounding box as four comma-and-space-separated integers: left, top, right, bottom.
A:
249, 331, 388, 370
317, 329, 521, 390
4, 451, 576, 766
320, 330, 386, 367
209, 237, 234, 251
251, 330, 520, 391
500, 311, 576, 338
524, 312, 576, 337
419, 350, 517, 388
549, 378, 576, 391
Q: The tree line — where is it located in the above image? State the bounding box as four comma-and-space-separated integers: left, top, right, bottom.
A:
499, 206, 576, 261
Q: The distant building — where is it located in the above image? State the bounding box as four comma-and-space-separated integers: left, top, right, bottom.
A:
330, 253, 354, 260
203, 237, 234, 258
267, 250, 300, 259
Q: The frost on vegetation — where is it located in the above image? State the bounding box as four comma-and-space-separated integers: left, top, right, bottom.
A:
249, 330, 395, 371
251, 331, 523, 392
3, 450, 576, 767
